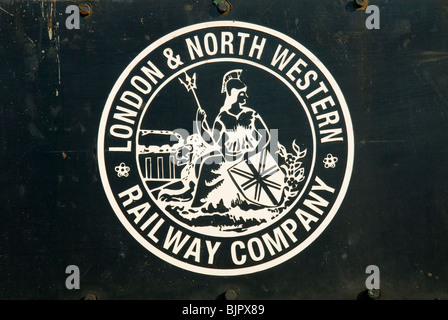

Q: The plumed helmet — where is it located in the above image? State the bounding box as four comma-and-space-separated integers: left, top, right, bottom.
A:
221, 69, 246, 94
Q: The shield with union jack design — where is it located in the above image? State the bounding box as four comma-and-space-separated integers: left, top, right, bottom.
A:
228, 149, 285, 207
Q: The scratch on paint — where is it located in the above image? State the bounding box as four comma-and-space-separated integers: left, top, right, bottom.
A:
41, 0, 55, 41
57, 34, 61, 85
41, 0, 61, 85
48, 0, 54, 40
284, 9, 289, 34
24, 34, 35, 46
360, 140, 406, 145
0, 6, 14, 16
419, 51, 448, 64
413, 67, 448, 110
258, 0, 274, 22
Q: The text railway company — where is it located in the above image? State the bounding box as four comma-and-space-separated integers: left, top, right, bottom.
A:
116, 176, 335, 266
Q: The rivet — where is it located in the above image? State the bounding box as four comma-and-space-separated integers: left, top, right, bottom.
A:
217, 1, 231, 15
79, 3, 92, 17
82, 293, 99, 300
224, 289, 238, 300
354, 0, 369, 10
367, 288, 381, 300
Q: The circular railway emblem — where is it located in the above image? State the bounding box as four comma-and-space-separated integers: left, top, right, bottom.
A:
98, 21, 354, 276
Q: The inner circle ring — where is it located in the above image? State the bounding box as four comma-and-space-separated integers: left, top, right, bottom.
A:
136, 57, 317, 238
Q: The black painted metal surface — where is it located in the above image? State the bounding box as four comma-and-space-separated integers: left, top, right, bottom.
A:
1, 0, 448, 300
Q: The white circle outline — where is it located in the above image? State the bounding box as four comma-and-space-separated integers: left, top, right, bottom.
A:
98, 21, 354, 276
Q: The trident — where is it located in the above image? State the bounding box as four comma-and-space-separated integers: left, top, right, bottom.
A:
178, 72, 214, 142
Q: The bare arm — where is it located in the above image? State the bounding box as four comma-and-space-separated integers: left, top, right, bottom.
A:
254, 115, 270, 152
196, 108, 214, 144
